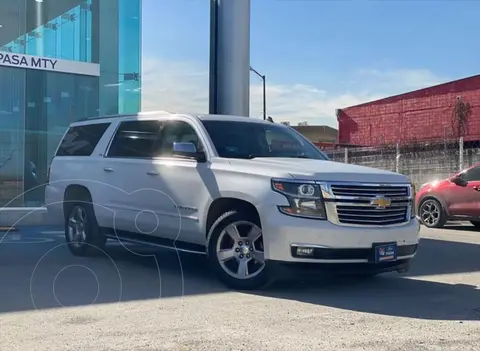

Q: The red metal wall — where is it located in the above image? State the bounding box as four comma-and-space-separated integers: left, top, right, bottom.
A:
338, 75, 480, 146
313, 142, 336, 150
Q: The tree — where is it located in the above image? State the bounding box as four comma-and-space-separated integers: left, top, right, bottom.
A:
452, 96, 471, 137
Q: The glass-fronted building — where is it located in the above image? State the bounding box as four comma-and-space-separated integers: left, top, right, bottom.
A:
0, 0, 141, 207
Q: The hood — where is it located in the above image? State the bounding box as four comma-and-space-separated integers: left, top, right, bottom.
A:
239, 158, 410, 183
420, 178, 450, 190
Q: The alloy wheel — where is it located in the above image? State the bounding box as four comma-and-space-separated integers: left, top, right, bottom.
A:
67, 205, 88, 248
216, 221, 265, 280
420, 200, 440, 227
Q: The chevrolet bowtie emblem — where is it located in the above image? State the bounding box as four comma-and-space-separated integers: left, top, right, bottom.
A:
370, 196, 392, 209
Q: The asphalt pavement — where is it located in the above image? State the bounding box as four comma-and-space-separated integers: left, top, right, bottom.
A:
0, 224, 479, 351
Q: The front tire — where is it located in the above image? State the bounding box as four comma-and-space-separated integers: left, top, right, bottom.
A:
419, 198, 447, 228
207, 210, 273, 290
65, 201, 106, 257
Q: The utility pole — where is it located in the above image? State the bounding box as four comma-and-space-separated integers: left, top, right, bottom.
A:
250, 66, 266, 120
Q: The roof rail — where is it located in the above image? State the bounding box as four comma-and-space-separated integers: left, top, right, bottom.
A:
72, 115, 115, 122
78, 110, 173, 122
84, 115, 121, 121
137, 110, 173, 115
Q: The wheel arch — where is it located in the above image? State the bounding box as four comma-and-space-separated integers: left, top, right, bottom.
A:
63, 184, 93, 220
205, 197, 261, 238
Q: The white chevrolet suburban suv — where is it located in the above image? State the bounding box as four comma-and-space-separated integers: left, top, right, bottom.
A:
45, 112, 420, 290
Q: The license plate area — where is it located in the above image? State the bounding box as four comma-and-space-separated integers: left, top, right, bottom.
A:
373, 242, 398, 263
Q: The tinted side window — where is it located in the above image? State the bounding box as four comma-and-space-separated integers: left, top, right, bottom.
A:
462, 167, 480, 181
108, 120, 162, 158
265, 129, 304, 153
201, 120, 328, 160
157, 120, 203, 157
56, 123, 110, 156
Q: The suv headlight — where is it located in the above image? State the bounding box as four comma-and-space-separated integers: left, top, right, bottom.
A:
271, 179, 327, 219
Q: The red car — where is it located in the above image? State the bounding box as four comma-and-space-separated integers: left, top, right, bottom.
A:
415, 162, 480, 228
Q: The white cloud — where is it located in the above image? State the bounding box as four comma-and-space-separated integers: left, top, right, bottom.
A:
353, 68, 447, 92
249, 83, 386, 127
141, 57, 448, 128
141, 57, 209, 114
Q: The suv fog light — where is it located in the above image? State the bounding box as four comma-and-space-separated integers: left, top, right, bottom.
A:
296, 247, 314, 257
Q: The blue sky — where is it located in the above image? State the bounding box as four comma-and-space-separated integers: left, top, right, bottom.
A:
141, 0, 480, 127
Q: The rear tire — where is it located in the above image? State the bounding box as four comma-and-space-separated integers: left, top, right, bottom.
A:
65, 199, 106, 257
419, 198, 447, 228
207, 210, 274, 290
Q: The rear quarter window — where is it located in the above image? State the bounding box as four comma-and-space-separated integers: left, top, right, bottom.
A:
56, 123, 110, 156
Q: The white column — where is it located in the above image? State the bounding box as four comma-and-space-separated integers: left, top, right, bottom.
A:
209, 0, 251, 117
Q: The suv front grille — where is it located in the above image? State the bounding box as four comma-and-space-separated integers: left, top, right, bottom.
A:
336, 204, 408, 226
322, 182, 412, 227
331, 184, 409, 198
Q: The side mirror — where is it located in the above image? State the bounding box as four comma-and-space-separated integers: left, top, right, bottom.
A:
172, 142, 206, 162
451, 175, 468, 187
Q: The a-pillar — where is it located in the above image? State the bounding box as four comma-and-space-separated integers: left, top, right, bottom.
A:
209, 0, 251, 117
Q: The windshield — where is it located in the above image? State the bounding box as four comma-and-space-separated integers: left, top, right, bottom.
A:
201, 120, 329, 160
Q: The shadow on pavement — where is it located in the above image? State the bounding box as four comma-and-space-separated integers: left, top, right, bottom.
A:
252, 275, 480, 321
248, 237, 480, 321
0, 238, 225, 314
440, 224, 478, 232
0, 227, 479, 321
406, 238, 480, 276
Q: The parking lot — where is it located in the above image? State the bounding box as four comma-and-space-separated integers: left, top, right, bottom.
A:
0, 224, 479, 351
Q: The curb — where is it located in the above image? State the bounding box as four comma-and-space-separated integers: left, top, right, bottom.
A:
0, 226, 17, 232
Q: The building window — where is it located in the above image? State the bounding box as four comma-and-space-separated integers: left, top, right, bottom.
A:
0, 0, 141, 207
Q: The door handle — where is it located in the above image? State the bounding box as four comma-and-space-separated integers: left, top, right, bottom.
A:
103, 167, 114, 173
146, 171, 159, 176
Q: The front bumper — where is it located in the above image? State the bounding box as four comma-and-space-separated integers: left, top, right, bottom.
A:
259, 205, 420, 263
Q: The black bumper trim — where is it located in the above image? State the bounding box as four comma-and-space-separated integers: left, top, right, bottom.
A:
291, 244, 418, 260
